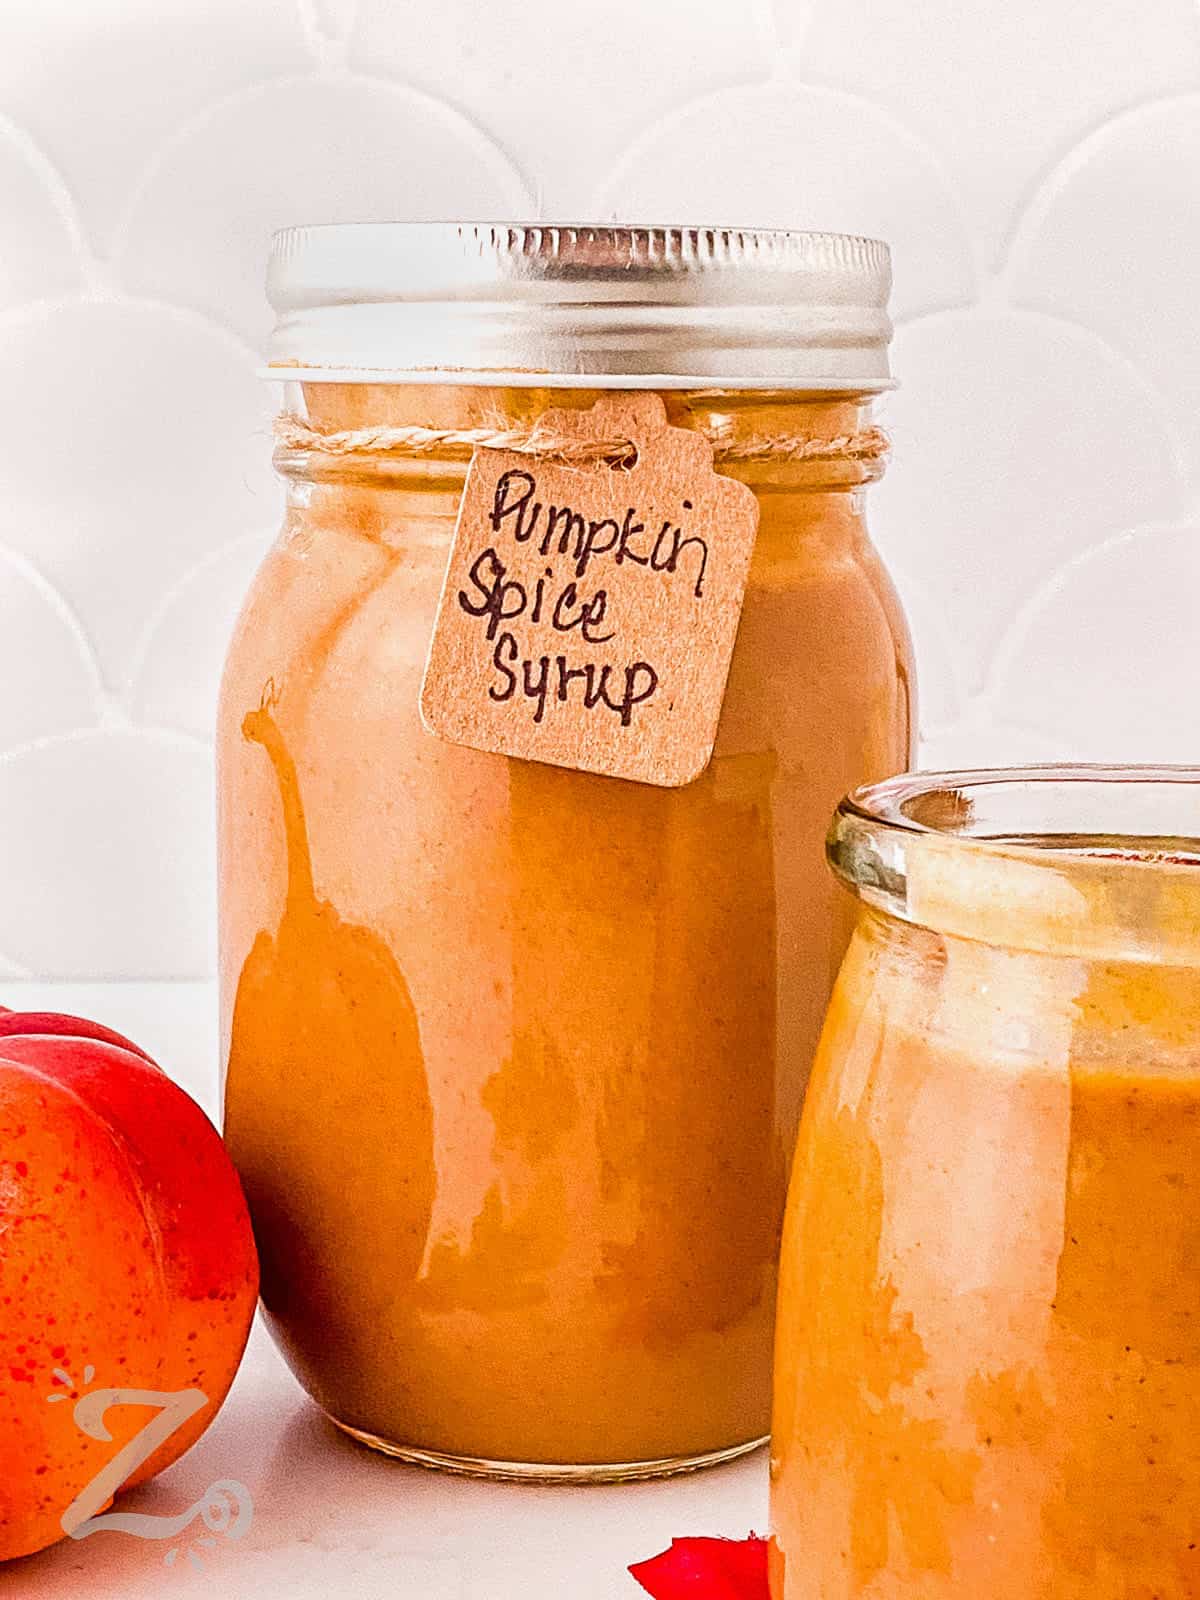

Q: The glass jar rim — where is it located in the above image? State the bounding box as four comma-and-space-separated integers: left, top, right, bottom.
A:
830, 764, 1200, 962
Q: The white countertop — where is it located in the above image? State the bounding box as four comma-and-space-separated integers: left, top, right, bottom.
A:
5, 983, 767, 1600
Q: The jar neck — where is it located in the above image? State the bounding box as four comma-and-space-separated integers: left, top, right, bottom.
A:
831, 768, 1200, 966
273, 381, 884, 498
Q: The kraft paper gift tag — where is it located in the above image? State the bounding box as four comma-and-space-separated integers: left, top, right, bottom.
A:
420, 392, 760, 788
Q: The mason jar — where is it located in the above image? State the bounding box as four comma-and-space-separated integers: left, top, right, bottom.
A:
218, 223, 914, 1480
771, 766, 1200, 1595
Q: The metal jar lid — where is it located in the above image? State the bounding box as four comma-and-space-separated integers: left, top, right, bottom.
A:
264, 222, 893, 390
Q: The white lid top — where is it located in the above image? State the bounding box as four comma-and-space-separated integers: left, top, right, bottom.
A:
264, 223, 893, 389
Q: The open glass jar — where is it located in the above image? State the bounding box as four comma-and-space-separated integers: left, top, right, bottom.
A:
771, 766, 1200, 1596
218, 224, 913, 1479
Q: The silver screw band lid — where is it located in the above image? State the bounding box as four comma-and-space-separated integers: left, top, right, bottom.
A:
265, 222, 893, 389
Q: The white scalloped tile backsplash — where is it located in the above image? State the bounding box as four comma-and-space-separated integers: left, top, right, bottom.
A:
1, 0, 1197, 977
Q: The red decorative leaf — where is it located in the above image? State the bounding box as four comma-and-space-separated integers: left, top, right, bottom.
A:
629, 1534, 769, 1599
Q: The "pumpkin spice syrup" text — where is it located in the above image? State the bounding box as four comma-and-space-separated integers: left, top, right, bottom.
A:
456, 467, 711, 728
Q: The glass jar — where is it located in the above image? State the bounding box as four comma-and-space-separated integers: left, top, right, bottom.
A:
771, 767, 1200, 1596
218, 224, 914, 1480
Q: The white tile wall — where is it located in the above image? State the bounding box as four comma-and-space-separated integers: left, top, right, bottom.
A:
1, 0, 1197, 978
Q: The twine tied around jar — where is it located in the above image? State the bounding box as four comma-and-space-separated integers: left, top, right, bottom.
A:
273, 414, 889, 472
